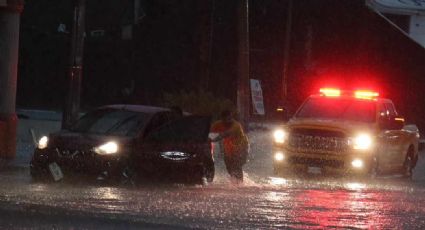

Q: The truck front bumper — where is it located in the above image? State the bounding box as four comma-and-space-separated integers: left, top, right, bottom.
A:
272, 147, 374, 175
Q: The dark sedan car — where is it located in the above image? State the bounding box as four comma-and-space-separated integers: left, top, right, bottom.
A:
30, 105, 214, 184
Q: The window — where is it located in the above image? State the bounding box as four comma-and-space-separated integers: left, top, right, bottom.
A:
146, 116, 210, 143
384, 102, 398, 117
296, 97, 376, 122
378, 103, 388, 119
70, 109, 149, 136
143, 112, 179, 137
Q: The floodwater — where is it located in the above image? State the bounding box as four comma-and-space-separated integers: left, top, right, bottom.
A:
1, 129, 425, 229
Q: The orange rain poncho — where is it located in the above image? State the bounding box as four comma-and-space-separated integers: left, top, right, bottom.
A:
210, 120, 248, 156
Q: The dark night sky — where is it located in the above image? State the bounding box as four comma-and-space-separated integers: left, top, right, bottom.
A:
16, 0, 425, 128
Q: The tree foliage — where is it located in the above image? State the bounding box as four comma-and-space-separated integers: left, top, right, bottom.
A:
162, 91, 235, 119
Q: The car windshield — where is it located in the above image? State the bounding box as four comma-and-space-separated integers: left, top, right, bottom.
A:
295, 97, 376, 122
70, 108, 149, 136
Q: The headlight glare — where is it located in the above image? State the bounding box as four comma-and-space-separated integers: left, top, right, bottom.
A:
94, 141, 119, 155
273, 129, 287, 144
274, 152, 285, 161
353, 134, 372, 150
38, 136, 49, 149
351, 159, 364, 168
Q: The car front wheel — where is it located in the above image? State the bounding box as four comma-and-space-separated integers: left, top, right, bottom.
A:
30, 163, 49, 181
119, 163, 139, 186
204, 162, 215, 183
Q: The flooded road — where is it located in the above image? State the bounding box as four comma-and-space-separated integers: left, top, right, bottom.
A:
1, 130, 425, 229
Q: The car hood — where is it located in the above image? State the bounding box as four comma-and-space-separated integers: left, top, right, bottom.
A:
48, 130, 134, 150
285, 118, 377, 136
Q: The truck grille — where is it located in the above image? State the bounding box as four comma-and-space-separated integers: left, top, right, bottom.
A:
288, 128, 348, 153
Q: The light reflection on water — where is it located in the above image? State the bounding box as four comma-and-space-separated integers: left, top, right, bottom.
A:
29, 183, 48, 192
344, 182, 366, 190
269, 177, 288, 186
94, 187, 123, 200
291, 189, 386, 229
3, 169, 425, 229
241, 175, 425, 229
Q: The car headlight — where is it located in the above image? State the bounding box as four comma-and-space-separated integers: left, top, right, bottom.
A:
160, 151, 190, 160
353, 134, 372, 150
37, 136, 49, 149
94, 141, 119, 155
273, 129, 287, 144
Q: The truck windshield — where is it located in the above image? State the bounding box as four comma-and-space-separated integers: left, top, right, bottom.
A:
295, 97, 376, 122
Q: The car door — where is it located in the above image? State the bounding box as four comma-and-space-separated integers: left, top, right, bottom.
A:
378, 102, 405, 171
384, 103, 408, 168
137, 115, 212, 169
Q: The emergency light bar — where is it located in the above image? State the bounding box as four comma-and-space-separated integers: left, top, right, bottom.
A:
319, 88, 379, 99
319, 88, 341, 97
354, 90, 379, 99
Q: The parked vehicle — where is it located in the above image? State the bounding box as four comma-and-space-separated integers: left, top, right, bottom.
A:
30, 105, 214, 184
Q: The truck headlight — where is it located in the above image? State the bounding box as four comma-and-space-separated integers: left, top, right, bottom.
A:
37, 136, 49, 149
274, 151, 285, 161
351, 159, 364, 168
94, 141, 119, 155
273, 129, 287, 144
353, 134, 372, 150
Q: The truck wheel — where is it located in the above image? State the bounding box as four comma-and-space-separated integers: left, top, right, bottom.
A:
369, 157, 379, 179
402, 153, 414, 179
273, 166, 284, 176
274, 165, 297, 178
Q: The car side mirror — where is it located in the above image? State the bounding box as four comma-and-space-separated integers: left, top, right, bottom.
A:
382, 117, 405, 130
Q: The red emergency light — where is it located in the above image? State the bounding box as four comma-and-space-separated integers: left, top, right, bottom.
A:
319, 88, 379, 100
319, 88, 341, 97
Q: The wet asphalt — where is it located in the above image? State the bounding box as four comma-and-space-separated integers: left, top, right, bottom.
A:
0, 130, 425, 229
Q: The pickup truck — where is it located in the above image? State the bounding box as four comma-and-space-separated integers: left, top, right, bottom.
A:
273, 88, 420, 178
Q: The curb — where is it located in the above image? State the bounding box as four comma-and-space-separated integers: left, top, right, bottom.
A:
0, 159, 29, 172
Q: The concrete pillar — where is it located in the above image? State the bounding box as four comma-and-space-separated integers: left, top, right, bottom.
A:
237, 0, 250, 129
0, 0, 24, 159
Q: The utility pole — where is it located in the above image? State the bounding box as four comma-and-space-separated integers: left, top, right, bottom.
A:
237, 0, 250, 129
282, 0, 293, 105
199, 0, 215, 91
0, 0, 24, 159
62, 0, 86, 129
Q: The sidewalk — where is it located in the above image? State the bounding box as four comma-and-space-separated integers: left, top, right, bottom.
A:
0, 110, 61, 170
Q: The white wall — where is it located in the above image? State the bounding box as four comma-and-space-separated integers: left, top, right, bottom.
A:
366, 0, 425, 48
409, 15, 425, 48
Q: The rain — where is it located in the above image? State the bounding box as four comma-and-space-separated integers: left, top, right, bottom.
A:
1, 0, 425, 228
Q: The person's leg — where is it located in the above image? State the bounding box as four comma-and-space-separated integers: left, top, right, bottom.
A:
224, 154, 243, 182
224, 155, 234, 174
233, 154, 243, 181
